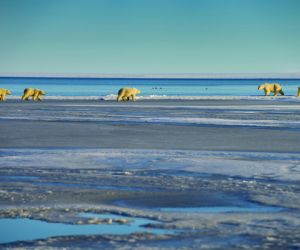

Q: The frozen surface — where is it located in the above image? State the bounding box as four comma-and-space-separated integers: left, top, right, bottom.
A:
1, 100, 300, 129
6, 95, 300, 101
158, 205, 283, 213
1, 149, 300, 182
0, 99, 299, 249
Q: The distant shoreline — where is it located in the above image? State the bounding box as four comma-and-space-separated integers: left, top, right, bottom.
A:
0, 73, 300, 80
0, 76, 300, 80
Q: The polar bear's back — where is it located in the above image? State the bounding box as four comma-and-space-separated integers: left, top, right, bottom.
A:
118, 88, 140, 95
0, 88, 11, 95
260, 83, 282, 91
24, 88, 34, 95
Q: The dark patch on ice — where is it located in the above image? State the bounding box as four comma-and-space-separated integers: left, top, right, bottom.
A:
0, 175, 39, 181
113, 191, 283, 213
158, 205, 282, 213
35, 181, 144, 191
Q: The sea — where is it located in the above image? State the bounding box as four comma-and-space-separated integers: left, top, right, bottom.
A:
0, 77, 299, 99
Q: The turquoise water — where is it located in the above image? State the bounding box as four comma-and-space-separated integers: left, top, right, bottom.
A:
0, 77, 299, 97
0, 213, 170, 244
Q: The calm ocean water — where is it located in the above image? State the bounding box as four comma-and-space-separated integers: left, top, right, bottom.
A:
0, 77, 299, 97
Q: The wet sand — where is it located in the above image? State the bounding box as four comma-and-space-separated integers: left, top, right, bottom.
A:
0, 99, 300, 249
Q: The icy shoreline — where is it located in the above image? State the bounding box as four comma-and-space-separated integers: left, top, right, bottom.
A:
6, 94, 300, 101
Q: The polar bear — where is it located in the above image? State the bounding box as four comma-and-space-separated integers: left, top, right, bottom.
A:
22, 88, 46, 101
0, 88, 11, 101
258, 83, 284, 96
117, 88, 141, 102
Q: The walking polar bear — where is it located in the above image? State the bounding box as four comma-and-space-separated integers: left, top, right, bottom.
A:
117, 88, 141, 102
22, 88, 46, 101
258, 83, 284, 96
0, 88, 11, 101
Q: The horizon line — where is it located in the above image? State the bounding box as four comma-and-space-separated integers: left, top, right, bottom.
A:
0, 72, 300, 80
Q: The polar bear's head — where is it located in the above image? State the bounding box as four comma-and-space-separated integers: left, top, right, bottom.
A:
39, 90, 46, 95
133, 88, 141, 95
258, 84, 265, 90
6, 89, 11, 95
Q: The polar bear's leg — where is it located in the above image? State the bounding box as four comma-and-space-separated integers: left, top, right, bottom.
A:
0, 94, 3, 101
22, 89, 30, 101
264, 90, 270, 96
22, 93, 30, 101
33, 93, 39, 101
132, 94, 136, 101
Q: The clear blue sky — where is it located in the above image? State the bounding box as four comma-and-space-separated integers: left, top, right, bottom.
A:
0, 0, 299, 75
